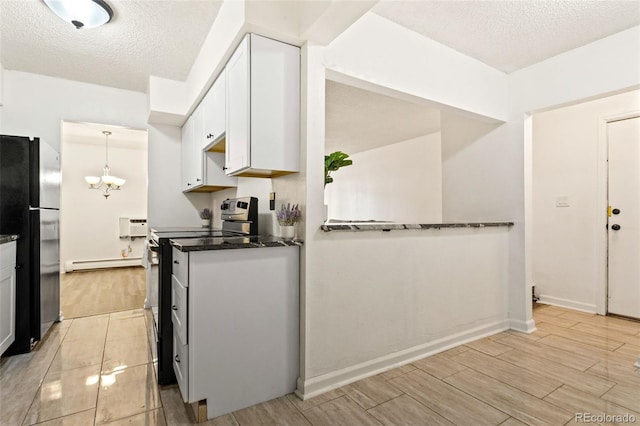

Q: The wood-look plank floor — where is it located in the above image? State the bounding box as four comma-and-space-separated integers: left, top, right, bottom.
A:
60, 266, 146, 319
3, 302, 640, 425
225, 304, 640, 426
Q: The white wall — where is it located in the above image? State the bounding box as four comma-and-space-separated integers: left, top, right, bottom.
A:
324, 13, 509, 122
532, 90, 640, 312
302, 227, 510, 396
511, 25, 640, 322
61, 137, 147, 268
0, 71, 205, 246
147, 124, 213, 228
1, 71, 147, 152
441, 112, 516, 222
295, 27, 515, 396
325, 133, 442, 223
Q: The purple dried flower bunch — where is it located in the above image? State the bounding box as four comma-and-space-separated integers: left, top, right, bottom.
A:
199, 208, 212, 220
276, 203, 301, 226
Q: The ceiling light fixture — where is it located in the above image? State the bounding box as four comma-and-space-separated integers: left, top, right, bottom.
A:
85, 131, 125, 199
43, 0, 113, 29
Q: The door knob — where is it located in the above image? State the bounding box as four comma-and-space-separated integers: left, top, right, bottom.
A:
611, 224, 621, 231
612, 208, 621, 215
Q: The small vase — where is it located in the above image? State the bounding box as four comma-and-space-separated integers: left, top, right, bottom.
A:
279, 224, 295, 239
201, 219, 211, 228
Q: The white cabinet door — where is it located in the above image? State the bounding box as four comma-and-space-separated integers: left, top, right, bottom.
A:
181, 115, 193, 191
191, 105, 204, 188
212, 72, 226, 143
203, 73, 226, 149
249, 34, 300, 173
225, 35, 251, 175
0, 242, 16, 355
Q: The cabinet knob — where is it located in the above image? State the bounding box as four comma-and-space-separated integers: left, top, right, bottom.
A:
222, 167, 227, 171
171, 305, 178, 311
196, 178, 201, 182
174, 260, 179, 264
208, 133, 214, 139
175, 355, 181, 363
187, 182, 191, 186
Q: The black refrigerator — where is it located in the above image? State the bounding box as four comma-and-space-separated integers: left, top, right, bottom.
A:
0, 135, 60, 355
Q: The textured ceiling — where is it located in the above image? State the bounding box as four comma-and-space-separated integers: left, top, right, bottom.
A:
0, 0, 221, 92
2, 1, 639, 95
325, 80, 441, 155
372, 0, 640, 73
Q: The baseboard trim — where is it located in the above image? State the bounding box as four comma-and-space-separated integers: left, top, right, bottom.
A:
509, 318, 537, 334
65, 258, 142, 272
538, 295, 597, 313
295, 319, 510, 400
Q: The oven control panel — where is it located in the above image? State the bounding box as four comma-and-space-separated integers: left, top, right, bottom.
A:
220, 197, 258, 222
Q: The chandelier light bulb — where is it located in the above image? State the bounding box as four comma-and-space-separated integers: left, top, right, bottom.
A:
85, 176, 100, 186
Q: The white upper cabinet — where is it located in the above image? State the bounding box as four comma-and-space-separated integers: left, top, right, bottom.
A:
225, 34, 300, 177
191, 104, 204, 187
182, 100, 237, 193
225, 37, 250, 175
181, 114, 194, 191
202, 72, 226, 151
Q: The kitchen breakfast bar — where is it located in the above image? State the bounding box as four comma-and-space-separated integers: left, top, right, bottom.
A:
297, 220, 516, 398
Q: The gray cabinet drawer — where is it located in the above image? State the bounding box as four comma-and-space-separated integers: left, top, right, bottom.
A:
173, 331, 189, 402
172, 247, 188, 286
171, 275, 188, 344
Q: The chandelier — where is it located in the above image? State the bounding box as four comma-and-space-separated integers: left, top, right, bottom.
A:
85, 130, 125, 199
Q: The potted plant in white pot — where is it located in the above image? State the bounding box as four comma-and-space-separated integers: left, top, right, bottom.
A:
199, 208, 212, 228
276, 203, 301, 239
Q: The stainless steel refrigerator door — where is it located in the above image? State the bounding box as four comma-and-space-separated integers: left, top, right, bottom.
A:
38, 142, 61, 210
39, 208, 60, 337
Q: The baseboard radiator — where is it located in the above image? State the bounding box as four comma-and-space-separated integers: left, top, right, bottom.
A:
64, 257, 143, 272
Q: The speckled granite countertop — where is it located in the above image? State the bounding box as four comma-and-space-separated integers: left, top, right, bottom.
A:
0, 235, 19, 244
171, 235, 303, 252
320, 222, 514, 232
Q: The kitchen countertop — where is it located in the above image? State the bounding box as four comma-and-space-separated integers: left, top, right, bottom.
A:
0, 234, 19, 244
320, 222, 514, 232
171, 235, 303, 252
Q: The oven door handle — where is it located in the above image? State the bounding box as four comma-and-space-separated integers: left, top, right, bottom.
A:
148, 239, 159, 252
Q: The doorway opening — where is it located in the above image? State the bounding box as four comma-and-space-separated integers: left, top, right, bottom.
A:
59, 121, 148, 318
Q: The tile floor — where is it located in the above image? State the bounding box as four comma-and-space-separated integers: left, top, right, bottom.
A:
1, 304, 639, 425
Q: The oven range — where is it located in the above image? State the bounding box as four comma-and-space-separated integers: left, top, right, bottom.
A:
149, 196, 258, 384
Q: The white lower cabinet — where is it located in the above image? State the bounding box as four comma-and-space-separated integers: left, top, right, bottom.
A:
173, 331, 189, 402
170, 245, 299, 419
0, 241, 17, 356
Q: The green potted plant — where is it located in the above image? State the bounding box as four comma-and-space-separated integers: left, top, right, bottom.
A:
324, 151, 353, 187
324, 151, 353, 222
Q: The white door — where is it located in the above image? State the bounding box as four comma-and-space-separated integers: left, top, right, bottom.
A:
607, 116, 640, 318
